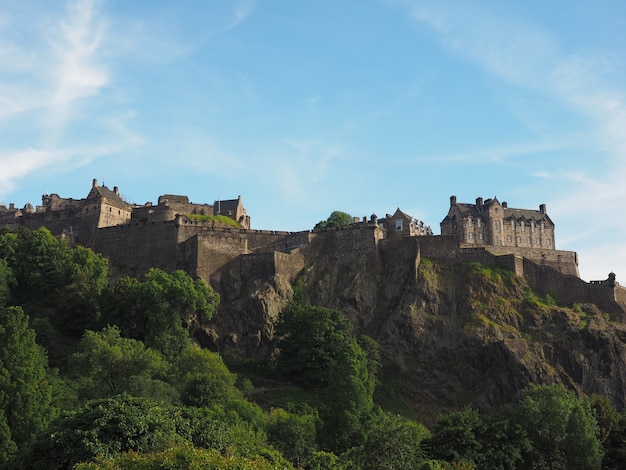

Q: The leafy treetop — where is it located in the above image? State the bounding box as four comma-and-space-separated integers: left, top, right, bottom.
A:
314, 211, 353, 230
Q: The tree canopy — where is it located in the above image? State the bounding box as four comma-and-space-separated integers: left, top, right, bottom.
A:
314, 210, 353, 230
0, 306, 57, 461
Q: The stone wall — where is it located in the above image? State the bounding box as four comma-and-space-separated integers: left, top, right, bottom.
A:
416, 235, 459, 260
379, 236, 420, 281
484, 244, 579, 276
93, 221, 181, 274
305, 224, 383, 272
190, 231, 249, 283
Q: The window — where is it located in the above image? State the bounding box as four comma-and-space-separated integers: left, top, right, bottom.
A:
468, 217, 473, 227
511, 220, 515, 231
516, 236, 521, 243
395, 220, 403, 231
468, 232, 474, 239
507, 235, 512, 243
479, 233, 484, 240
477, 218, 482, 228
495, 220, 501, 232
547, 238, 552, 246
531, 221, 535, 232
541, 222, 545, 233
521, 221, 525, 232
537, 238, 541, 245
527, 237, 532, 244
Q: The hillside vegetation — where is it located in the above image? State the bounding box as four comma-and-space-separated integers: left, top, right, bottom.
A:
1, 227, 626, 468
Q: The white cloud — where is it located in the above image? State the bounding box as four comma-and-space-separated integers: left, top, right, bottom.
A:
0, 0, 108, 123
0, 142, 125, 195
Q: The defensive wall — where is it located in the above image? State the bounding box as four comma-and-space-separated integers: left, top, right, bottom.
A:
304, 223, 384, 273
0, 204, 85, 241
379, 236, 421, 282
93, 215, 310, 284
5, 189, 622, 318
522, 259, 626, 318
483, 244, 579, 277
93, 220, 181, 275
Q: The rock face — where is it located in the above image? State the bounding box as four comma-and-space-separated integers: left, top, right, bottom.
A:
201, 230, 626, 419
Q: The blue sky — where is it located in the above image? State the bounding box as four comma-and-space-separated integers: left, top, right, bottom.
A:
1, 0, 625, 282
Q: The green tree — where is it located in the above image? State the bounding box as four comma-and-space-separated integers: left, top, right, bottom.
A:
73, 444, 289, 470
101, 269, 219, 359
425, 407, 485, 465
0, 259, 14, 309
425, 406, 530, 469
563, 402, 603, 470
515, 383, 601, 470
69, 326, 173, 402
175, 344, 242, 408
0, 306, 57, 460
276, 303, 351, 387
347, 412, 430, 470
56, 245, 109, 334
266, 407, 317, 467
319, 338, 376, 453
2, 228, 108, 336
20, 395, 180, 470
314, 210, 353, 229
10, 227, 67, 304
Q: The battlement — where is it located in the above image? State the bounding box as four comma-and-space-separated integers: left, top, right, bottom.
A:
1, 182, 622, 317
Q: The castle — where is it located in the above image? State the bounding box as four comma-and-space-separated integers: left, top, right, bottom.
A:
1, 181, 624, 316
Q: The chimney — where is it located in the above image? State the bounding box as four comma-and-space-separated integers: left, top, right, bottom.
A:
476, 197, 483, 210
540, 203, 546, 214
450, 195, 457, 207
92, 178, 98, 188
114, 186, 119, 196
502, 201, 508, 209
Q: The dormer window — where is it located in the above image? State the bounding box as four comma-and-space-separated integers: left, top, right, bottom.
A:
395, 220, 403, 231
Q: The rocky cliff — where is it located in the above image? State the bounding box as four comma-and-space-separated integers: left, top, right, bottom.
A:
196, 230, 626, 421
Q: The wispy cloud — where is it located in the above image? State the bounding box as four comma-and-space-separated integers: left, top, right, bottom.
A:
0, 0, 108, 122
0, 0, 135, 198
0, 142, 128, 196
48, 0, 108, 108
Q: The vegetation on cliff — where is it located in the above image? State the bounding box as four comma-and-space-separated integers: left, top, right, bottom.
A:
2, 227, 626, 468
184, 213, 241, 228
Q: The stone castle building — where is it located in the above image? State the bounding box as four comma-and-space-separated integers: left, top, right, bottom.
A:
0, 179, 249, 246
441, 196, 555, 250
1, 182, 624, 317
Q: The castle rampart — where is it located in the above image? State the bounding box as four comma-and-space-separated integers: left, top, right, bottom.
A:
2, 181, 623, 318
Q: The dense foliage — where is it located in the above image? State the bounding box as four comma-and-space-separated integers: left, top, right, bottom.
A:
314, 210, 353, 229
2, 227, 626, 468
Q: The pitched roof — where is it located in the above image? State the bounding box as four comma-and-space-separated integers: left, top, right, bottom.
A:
87, 184, 130, 209
214, 197, 241, 212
